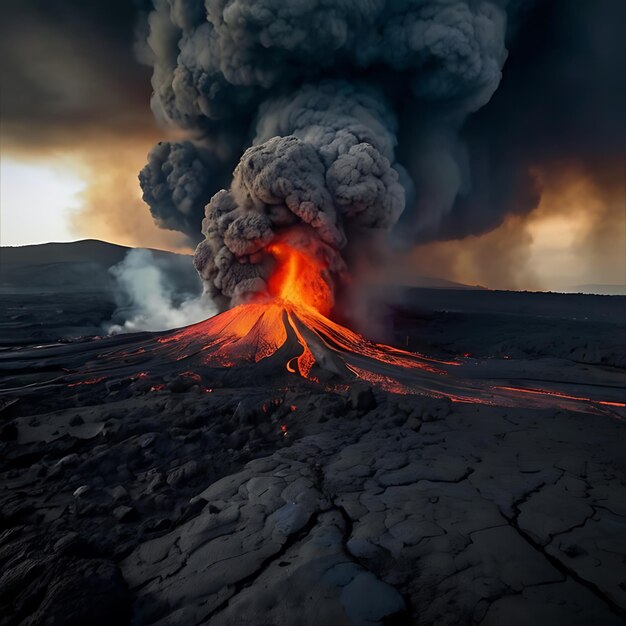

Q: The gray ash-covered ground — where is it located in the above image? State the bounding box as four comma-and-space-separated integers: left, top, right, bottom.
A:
1, 247, 625, 625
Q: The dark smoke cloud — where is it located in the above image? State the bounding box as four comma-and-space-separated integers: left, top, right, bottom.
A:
428, 0, 626, 241
403, 0, 625, 292
0, 0, 154, 150
4, 0, 621, 299
139, 141, 231, 240
139, 0, 513, 307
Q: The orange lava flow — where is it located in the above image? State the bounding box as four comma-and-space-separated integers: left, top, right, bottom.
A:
495, 386, 626, 409
295, 307, 450, 374
67, 376, 106, 387
285, 310, 316, 379
129, 241, 623, 416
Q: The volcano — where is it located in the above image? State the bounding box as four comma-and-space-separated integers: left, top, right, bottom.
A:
150, 241, 459, 390
7, 241, 616, 418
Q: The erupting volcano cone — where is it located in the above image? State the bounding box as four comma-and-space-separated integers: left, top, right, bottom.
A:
144, 241, 457, 392
6, 242, 620, 418
83, 242, 621, 416
150, 300, 453, 389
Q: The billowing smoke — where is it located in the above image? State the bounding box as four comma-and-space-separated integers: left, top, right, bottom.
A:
107, 249, 212, 333
193, 82, 410, 308
139, 141, 225, 240
137, 0, 513, 309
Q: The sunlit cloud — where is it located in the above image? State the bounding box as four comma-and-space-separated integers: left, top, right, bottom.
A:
405, 163, 626, 292
1, 137, 194, 254
0, 156, 87, 246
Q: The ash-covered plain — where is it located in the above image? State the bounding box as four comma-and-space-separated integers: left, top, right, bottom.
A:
1, 241, 625, 626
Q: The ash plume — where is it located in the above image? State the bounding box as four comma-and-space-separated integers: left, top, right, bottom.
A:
139, 141, 227, 240
138, 0, 511, 309
3, 0, 622, 292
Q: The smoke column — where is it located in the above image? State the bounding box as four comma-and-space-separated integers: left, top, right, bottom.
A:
138, 0, 511, 311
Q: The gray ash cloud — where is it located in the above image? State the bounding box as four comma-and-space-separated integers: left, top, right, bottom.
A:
138, 0, 511, 306
139, 141, 230, 237
2, 0, 622, 305
424, 0, 626, 243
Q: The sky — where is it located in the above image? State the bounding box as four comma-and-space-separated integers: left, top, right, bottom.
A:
1, 157, 85, 246
0, 0, 624, 292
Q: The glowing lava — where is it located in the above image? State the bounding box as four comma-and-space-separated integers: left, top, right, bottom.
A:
50, 241, 623, 418
151, 241, 454, 388
266, 241, 333, 316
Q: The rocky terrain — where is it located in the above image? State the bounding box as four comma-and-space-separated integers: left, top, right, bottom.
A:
0, 242, 625, 625
1, 376, 625, 625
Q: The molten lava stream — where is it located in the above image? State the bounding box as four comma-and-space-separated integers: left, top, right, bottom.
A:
493, 385, 626, 414
294, 308, 452, 374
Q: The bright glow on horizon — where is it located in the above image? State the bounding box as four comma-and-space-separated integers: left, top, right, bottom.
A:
0, 157, 87, 246
525, 174, 626, 290
525, 213, 588, 287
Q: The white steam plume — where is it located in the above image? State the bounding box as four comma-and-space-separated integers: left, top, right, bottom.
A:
107, 249, 214, 333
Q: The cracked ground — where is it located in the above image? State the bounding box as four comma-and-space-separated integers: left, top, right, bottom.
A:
1, 377, 625, 625
1, 280, 625, 625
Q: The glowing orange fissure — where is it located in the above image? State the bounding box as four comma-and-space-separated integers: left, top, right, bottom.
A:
495, 385, 626, 408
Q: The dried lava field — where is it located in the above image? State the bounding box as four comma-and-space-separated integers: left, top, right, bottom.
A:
1, 264, 625, 625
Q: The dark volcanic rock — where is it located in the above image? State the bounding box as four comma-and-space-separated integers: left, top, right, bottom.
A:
110, 485, 129, 502
166, 460, 200, 487
142, 517, 171, 534
349, 384, 377, 411
234, 398, 262, 425
113, 505, 137, 523
52, 532, 88, 557
72, 484, 91, 498
0, 423, 18, 442
167, 376, 193, 394
0, 555, 130, 626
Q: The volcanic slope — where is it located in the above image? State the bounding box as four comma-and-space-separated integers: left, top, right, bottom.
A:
2, 293, 624, 420
2, 239, 623, 418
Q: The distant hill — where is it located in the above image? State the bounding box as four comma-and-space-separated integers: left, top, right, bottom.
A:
373, 262, 483, 291
0, 239, 197, 293
395, 274, 484, 290
1, 239, 133, 268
